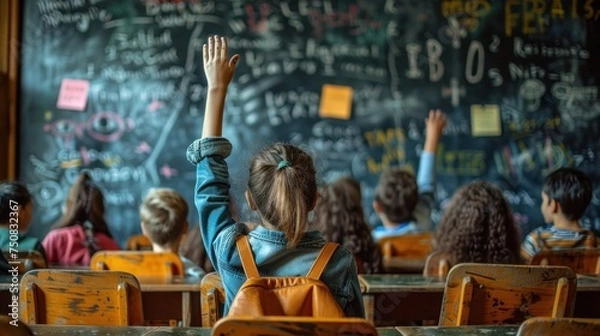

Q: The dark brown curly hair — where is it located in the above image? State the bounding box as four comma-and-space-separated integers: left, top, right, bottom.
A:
433, 181, 521, 267
313, 177, 382, 274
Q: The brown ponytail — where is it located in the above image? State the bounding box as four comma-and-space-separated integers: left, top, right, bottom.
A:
248, 144, 317, 247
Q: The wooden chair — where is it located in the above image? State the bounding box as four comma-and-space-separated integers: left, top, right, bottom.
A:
201, 271, 226, 327
378, 232, 433, 273
2, 250, 47, 274
126, 234, 153, 251
423, 251, 450, 277
439, 263, 577, 326
530, 248, 600, 274
212, 316, 377, 336
517, 317, 600, 336
90, 251, 183, 279
19, 269, 144, 325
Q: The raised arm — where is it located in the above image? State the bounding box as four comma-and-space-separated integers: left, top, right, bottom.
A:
187, 36, 241, 270
202, 35, 240, 137
416, 109, 446, 193
423, 109, 446, 154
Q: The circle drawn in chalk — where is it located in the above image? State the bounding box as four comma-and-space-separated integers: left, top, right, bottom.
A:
87, 112, 126, 142
519, 79, 546, 112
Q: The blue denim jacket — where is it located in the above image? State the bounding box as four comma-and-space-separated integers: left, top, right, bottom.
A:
187, 137, 365, 317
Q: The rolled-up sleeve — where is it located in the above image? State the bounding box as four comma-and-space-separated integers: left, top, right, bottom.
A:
187, 137, 236, 271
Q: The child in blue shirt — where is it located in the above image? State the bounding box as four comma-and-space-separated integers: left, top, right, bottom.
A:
371, 110, 446, 241
186, 35, 364, 317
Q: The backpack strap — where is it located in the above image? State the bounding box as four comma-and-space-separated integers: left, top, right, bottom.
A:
236, 235, 260, 278
306, 243, 339, 280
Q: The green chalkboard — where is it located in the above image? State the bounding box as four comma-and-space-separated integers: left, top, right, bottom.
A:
19, 0, 600, 246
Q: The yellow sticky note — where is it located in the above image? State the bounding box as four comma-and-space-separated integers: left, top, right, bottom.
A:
319, 84, 353, 120
471, 104, 502, 137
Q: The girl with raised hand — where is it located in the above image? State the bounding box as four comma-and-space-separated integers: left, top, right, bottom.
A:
186, 35, 364, 317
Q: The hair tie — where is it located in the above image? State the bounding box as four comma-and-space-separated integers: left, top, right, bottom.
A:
277, 160, 291, 170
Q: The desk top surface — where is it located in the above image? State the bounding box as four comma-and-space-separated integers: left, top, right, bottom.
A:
359, 273, 600, 293
0, 274, 202, 292
396, 325, 519, 336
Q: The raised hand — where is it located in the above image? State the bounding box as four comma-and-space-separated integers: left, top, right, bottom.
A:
203, 35, 240, 89
424, 109, 447, 153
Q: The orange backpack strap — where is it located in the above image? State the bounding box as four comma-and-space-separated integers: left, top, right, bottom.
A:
306, 243, 339, 280
236, 235, 260, 278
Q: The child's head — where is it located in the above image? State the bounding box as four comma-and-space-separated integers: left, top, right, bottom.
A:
434, 181, 521, 266
541, 167, 592, 222
313, 177, 381, 274
54, 172, 112, 238
0, 181, 33, 232
140, 188, 189, 249
373, 168, 418, 224
246, 143, 317, 246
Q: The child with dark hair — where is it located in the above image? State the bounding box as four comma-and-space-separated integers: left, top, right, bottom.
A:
433, 181, 521, 267
313, 177, 382, 274
521, 168, 596, 262
42, 173, 120, 266
186, 36, 363, 316
0, 181, 45, 257
140, 188, 205, 278
371, 110, 446, 241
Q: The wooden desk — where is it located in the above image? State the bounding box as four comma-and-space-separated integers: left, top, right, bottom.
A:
0, 275, 203, 327
396, 325, 519, 335
28, 325, 402, 335
359, 273, 600, 326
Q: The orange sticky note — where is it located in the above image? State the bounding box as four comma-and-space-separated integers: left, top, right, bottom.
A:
319, 84, 353, 120
57, 79, 90, 111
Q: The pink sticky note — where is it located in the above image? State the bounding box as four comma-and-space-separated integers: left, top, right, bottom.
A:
56, 79, 90, 111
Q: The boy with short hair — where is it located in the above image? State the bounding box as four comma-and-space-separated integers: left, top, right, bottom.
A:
521, 167, 597, 262
0, 181, 46, 258
140, 188, 205, 278
371, 110, 446, 241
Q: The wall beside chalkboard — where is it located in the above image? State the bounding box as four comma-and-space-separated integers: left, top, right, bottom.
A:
19, 0, 600, 247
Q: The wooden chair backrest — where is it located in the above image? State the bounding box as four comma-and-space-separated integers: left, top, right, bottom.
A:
125, 234, 153, 251
378, 232, 433, 273
378, 232, 433, 258
517, 317, 600, 336
90, 251, 183, 279
2, 250, 47, 274
530, 248, 600, 274
201, 271, 226, 327
423, 251, 450, 277
439, 263, 577, 326
212, 316, 377, 336
19, 270, 144, 326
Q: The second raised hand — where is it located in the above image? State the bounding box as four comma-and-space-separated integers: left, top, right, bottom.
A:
203, 35, 240, 89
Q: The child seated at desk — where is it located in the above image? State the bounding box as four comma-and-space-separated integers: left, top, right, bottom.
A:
140, 188, 206, 279
187, 35, 364, 317
42, 173, 120, 266
0, 181, 46, 258
521, 168, 597, 263
431, 181, 521, 268
313, 177, 382, 274
371, 110, 446, 241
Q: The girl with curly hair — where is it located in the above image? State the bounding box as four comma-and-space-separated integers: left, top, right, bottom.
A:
432, 180, 521, 268
313, 177, 382, 274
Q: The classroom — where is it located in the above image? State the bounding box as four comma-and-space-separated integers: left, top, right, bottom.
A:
1, 0, 599, 335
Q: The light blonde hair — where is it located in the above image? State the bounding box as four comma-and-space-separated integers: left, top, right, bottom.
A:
140, 188, 189, 247
248, 143, 317, 247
